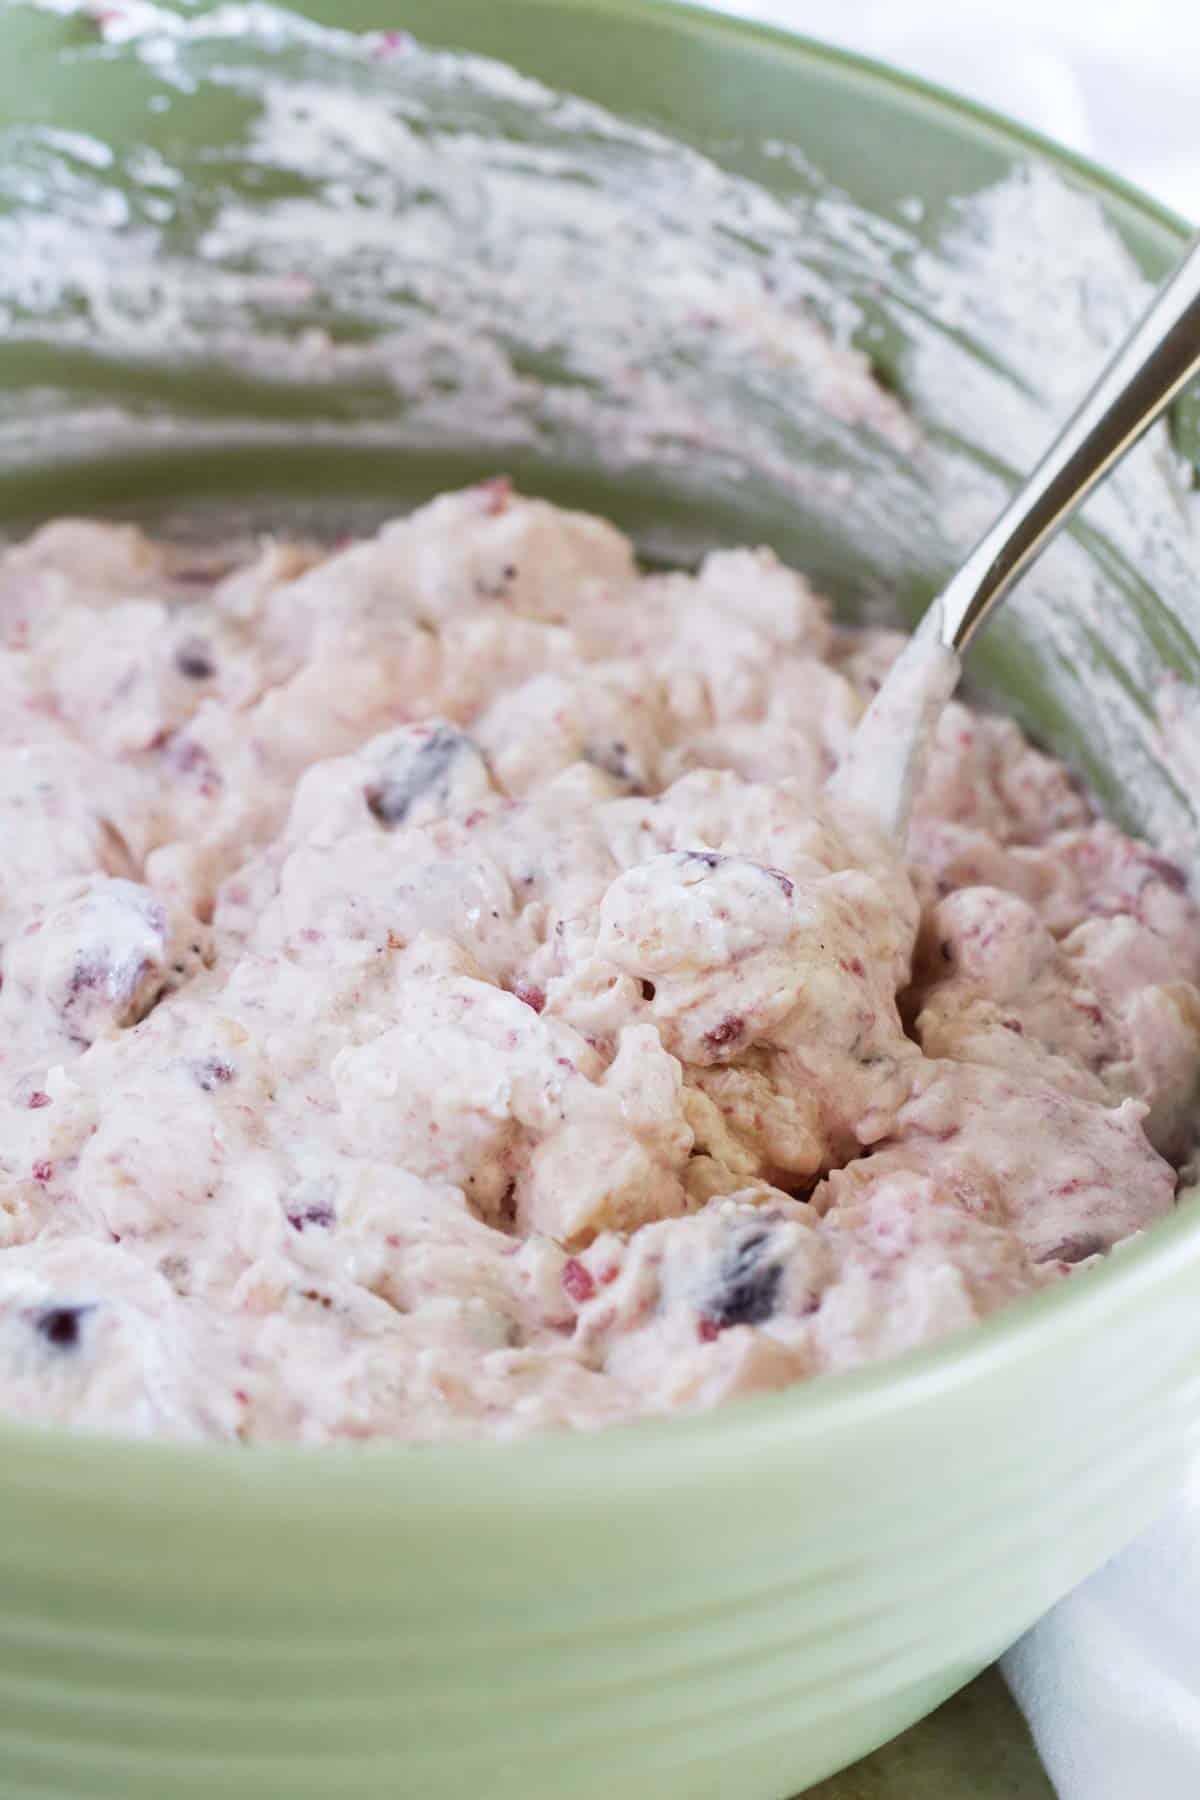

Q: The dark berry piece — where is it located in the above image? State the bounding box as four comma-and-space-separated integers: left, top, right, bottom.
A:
1039, 1233, 1108, 1265
703, 1227, 783, 1331
44, 884, 191, 1047
584, 739, 646, 793
640, 980, 656, 1002
27, 1091, 51, 1110
364, 726, 478, 828
286, 1202, 335, 1233
34, 1304, 94, 1350
162, 733, 222, 799
473, 564, 520, 600
175, 639, 216, 681
159, 1253, 190, 1293
193, 1057, 235, 1090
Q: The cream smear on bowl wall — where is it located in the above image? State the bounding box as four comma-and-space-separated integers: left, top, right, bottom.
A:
2, 4, 1196, 845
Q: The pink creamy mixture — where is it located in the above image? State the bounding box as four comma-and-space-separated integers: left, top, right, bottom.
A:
0, 484, 1197, 1443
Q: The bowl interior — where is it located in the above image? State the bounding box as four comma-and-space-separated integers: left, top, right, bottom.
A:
0, 0, 1197, 1483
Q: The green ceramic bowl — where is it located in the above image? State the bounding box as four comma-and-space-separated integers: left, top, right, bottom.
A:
2, 4, 1200, 1796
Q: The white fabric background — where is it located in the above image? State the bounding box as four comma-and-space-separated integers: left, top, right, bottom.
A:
673, 4, 1199, 1793
680, 0, 1198, 219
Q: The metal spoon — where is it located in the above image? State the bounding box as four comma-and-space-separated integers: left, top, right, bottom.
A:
830, 232, 1200, 841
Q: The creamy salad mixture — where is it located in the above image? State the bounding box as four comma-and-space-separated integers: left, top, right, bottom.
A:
0, 483, 1196, 1444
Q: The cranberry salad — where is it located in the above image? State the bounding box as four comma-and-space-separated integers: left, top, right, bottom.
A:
0, 483, 1196, 1443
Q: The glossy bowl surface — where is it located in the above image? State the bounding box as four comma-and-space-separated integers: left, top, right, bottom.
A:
2, 3, 1200, 1795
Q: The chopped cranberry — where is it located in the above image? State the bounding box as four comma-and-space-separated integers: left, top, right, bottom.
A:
512, 980, 546, 1014
702, 1014, 744, 1054
371, 27, 414, 57
477, 474, 512, 515
27, 1091, 51, 1110
697, 1317, 720, 1343
639, 979, 656, 1001
66, 959, 104, 1000
286, 1203, 335, 1233
1143, 853, 1189, 893
194, 1057, 235, 1091
276, 273, 316, 303
169, 738, 207, 774
32, 1160, 52, 1184
561, 1258, 595, 1305
165, 735, 222, 797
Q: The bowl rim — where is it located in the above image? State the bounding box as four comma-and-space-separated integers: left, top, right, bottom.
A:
429, 0, 1193, 244
3, 0, 1197, 1507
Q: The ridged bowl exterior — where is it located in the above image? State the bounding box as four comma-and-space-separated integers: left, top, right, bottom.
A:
2, 3, 1199, 1795
3, 1212, 1200, 1798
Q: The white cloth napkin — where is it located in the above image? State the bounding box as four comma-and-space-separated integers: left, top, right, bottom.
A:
1003, 1487, 1200, 1798
682, 0, 1200, 219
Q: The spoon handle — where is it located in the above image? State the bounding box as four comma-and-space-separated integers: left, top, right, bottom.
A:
939, 233, 1200, 654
